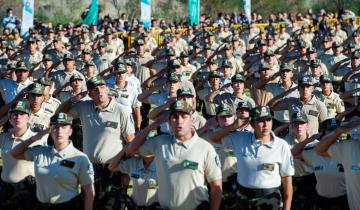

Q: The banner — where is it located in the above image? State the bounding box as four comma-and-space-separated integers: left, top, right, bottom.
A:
82, 0, 98, 26
188, 0, 200, 26
243, 0, 251, 23
140, 0, 152, 28
21, 0, 34, 36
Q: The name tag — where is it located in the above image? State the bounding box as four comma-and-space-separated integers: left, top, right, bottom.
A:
44, 108, 54, 114
308, 110, 319, 117
351, 165, 360, 171
131, 173, 140, 179
120, 94, 129, 98
105, 121, 118, 128
314, 165, 324, 171
262, 163, 275, 171
183, 160, 198, 170
60, 160, 75, 168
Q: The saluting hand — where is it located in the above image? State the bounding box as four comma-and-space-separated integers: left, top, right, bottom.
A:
336, 118, 360, 134
70, 91, 88, 104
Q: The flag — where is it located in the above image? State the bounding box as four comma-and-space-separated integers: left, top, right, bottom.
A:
82, 0, 98, 26
188, 0, 200, 26
21, 0, 34, 36
140, 0, 152, 28
243, 0, 251, 23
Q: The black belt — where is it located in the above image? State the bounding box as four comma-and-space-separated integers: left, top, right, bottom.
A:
37, 194, 82, 210
2, 176, 35, 191
237, 184, 279, 198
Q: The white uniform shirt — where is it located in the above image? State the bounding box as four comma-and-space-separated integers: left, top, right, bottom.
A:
223, 131, 294, 189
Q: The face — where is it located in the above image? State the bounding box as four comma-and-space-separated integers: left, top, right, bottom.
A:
210, 77, 221, 86
44, 60, 53, 68
311, 66, 322, 77
292, 122, 308, 136
70, 79, 83, 90
321, 82, 332, 92
28, 94, 44, 110
222, 67, 232, 77
116, 72, 127, 81
217, 115, 235, 127
306, 52, 316, 60
232, 81, 244, 93
64, 60, 75, 71
51, 124, 72, 143
280, 70, 293, 81
225, 49, 233, 58
237, 108, 250, 119
15, 70, 29, 82
85, 66, 95, 76
259, 69, 271, 79
253, 118, 273, 137
169, 112, 193, 138
136, 45, 145, 55
299, 84, 314, 99
89, 84, 109, 103
352, 57, 360, 67
9, 112, 30, 129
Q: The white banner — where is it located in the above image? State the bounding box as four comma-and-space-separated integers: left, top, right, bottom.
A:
21, 0, 34, 36
243, 0, 251, 23
140, 0, 151, 28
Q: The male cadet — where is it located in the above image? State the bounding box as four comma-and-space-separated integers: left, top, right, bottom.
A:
47, 37, 70, 69
50, 53, 86, 94
38, 77, 61, 117
209, 73, 255, 111
218, 43, 244, 76
127, 39, 154, 85
256, 63, 299, 128
15, 61, 33, 93
31, 54, 53, 79
93, 41, 111, 73
21, 38, 43, 69
57, 76, 135, 205
314, 75, 345, 118
127, 100, 222, 210
198, 71, 222, 119
180, 51, 196, 81
0, 100, 47, 210
316, 118, 360, 210
269, 75, 328, 135
27, 83, 51, 132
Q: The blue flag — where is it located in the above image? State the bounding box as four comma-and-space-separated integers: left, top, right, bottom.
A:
82, 0, 98, 26
188, 0, 200, 26
140, 0, 151, 28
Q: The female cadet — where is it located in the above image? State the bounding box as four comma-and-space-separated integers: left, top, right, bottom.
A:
222, 106, 294, 210
10, 113, 95, 210
292, 118, 348, 210
0, 100, 47, 210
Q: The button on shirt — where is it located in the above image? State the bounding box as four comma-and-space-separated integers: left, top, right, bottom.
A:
223, 131, 294, 189
24, 142, 94, 204
118, 157, 158, 206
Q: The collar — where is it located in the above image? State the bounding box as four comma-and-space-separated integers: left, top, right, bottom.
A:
11, 127, 33, 141
32, 108, 45, 117
172, 130, 198, 149
93, 97, 116, 113
251, 132, 277, 148
51, 141, 74, 158
301, 95, 316, 105
322, 91, 334, 98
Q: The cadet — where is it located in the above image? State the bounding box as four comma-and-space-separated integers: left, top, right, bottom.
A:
284, 112, 317, 210
110, 64, 142, 132
39, 77, 62, 117
11, 113, 95, 210
316, 118, 360, 210
15, 61, 34, 93
211, 73, 256, 111
0, 100, 46, 210
58, 76, 135, 206
108, 150, 158, 208
127, 100, 222, 210
27, 83, 51, 132
198, 71, 222, 119
222, 106, 294, 210
314, 75, 345, 118
269, 75, 328, 135
292, 118, 348, 210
